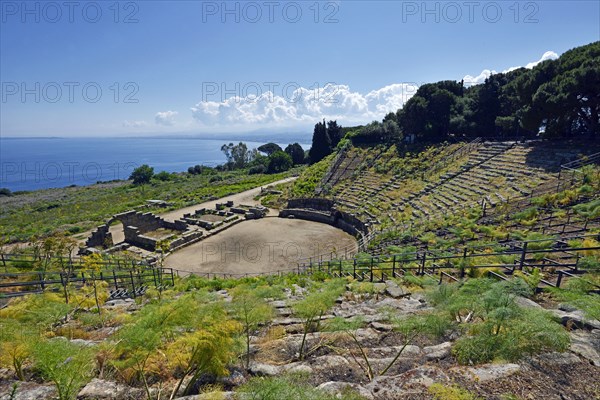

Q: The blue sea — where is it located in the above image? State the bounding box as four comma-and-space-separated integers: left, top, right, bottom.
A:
0, 137, 309, 192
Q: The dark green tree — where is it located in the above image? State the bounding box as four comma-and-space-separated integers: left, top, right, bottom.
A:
267, 151, 293, 173
129, 165, 154, 185
257, 143, 283, 156
284, 143, 305, 165
308, 120, 331, 164
327, 120, 343, 148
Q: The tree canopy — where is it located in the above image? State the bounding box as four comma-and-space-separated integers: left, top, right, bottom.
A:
285, 143, 305, 165
129, 165, 154, 185
267, 151, 293, 173
308, 119, 347, 164
221, 142, 256, 170
257, 142, 283, 156
350, 41, 599, 145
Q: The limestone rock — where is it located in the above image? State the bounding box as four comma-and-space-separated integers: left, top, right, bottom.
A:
284, 324, 305, 334
0, 382, 56, 400
423, 342, 452, 360
366, 345, 421, 359
70, 338, 97, 347
282, 362, 314, 375
366, 366, 449, 399
104, 298, 135, 310
514, 296, 542, 309
531, 352, 581, 365
0, 368, 13, 380
453, 363, 521, 382
384, 280, 405, 298
175, 392, 235, 400
558, 303, 578, 312
272, 317, 302, 326
77, 378, 144, 399
370, 322, 393, 331
333, 303, 378, 319
318, 381, 374, 400
569, 331, 600, 366
352, 328, 382, 344
373, 283, 387, 294
311, 355, 349, 370
550, 309, 600, 330
374, 297, 430, 313
269, 300, 287, 309
276, 308, 293, 317
249, 362, 281, 376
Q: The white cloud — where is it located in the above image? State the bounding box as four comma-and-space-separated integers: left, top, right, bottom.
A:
155, 110, 179, 126
122, 120, 148, 128
463, 69, 496, 86
463, 50, 559, 86
184, 50, 560, 131
504, 50, 559, 73
190, 83, 418, 129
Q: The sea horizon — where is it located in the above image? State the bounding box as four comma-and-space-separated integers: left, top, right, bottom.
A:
0, 136, 310, 192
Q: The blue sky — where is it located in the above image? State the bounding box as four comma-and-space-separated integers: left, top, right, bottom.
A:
1, 0, 599, 137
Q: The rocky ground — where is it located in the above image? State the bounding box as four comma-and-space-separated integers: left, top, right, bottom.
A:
1, 280, 599, 400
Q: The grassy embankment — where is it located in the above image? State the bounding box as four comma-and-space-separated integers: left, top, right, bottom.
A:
0, 168, 303, 244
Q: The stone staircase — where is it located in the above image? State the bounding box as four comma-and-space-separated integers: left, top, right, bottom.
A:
399, 141, 568, 220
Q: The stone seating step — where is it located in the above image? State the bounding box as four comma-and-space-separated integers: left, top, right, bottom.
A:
451, 180, 487, 196
440, 188, 469, 203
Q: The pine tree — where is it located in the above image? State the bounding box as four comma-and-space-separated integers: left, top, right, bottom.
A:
308, 119, 331, 164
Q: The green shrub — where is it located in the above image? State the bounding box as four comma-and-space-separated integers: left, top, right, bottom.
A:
290, 155, 332, 197
238, 374, 364, 400
0, 293, 71, 329
0, 320, 36, 380
249, 165, 267, 175
548, 280, 600, 320
578, 256, 600, 270
230, 287, 275, 369
429, 383, 481, 400
292, 280, 345, 359
154, 171, 174, 181
513, 207, 538, 222
32, 338, 95, 400
574, 199, 600, 219
453, 297, 568, 364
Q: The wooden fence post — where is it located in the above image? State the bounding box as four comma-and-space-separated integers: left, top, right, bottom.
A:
60, 273, 68, 301
130, 270, 136, 297
113, 270, 118, 289
519, 242, 528, 270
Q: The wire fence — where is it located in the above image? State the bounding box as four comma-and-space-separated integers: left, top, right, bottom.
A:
0, 254, 173, 300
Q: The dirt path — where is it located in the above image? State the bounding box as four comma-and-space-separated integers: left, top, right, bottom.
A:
164, 218, 357, 276
159, 176, 297, 221
0, 176, 298, 254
